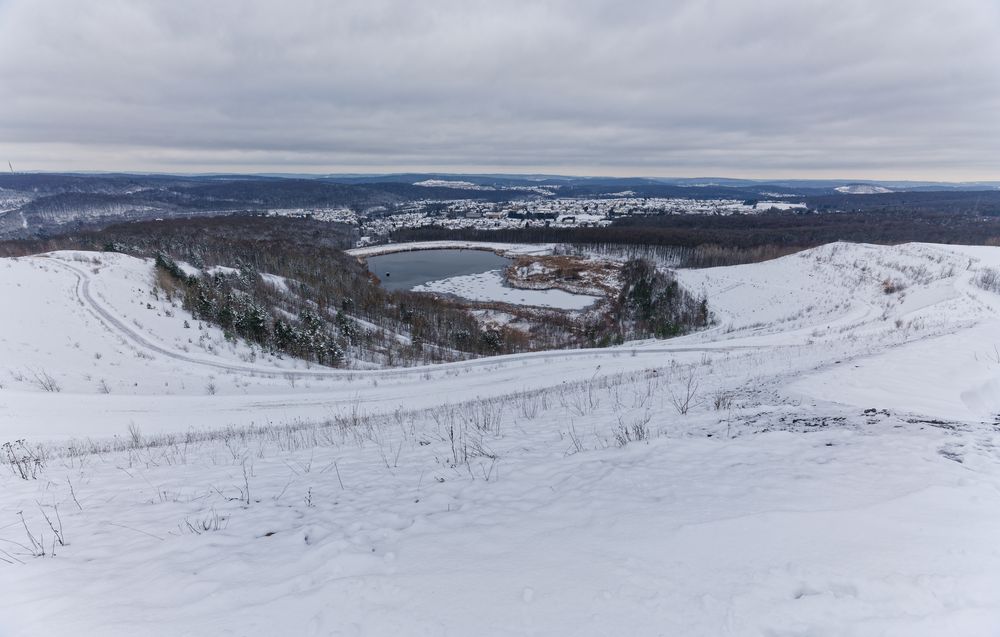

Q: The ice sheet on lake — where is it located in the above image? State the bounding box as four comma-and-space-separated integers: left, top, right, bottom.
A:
413, 269, 600, 310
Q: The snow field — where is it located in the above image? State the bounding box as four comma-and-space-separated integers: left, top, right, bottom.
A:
3, 369, 1000, 635
4, 241, 1000, 633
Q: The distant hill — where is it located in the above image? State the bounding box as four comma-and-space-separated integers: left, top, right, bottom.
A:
835, 184, 894, 194
2, 172, 998, 239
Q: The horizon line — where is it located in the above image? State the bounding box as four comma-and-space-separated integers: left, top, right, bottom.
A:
3, 169, 999, 186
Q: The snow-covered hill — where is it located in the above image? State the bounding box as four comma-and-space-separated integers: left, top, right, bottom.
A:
3, 242, 1000, 635
835, 183, 894, 194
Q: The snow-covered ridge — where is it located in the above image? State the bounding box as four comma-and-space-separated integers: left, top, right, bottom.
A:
411, 180, 555, 195
414, 179, 493, 190
836, 183, 894, 194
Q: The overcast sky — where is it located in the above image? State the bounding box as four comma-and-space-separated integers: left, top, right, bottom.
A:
1, 0, 998, 179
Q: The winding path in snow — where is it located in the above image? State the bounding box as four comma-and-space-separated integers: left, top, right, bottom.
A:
45, 256, 766, 381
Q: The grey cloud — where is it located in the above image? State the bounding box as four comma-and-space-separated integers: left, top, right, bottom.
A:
0, 0, 998, 178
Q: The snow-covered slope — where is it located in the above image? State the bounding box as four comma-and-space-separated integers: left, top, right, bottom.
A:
4, 242, 1000, 635
0, 251, 314, 395
675, 242, 1000, 421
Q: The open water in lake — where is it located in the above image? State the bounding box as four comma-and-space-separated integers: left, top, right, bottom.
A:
365, 249, 512, 291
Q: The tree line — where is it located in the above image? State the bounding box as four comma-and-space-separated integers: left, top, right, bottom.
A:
393, 206, 1000, 267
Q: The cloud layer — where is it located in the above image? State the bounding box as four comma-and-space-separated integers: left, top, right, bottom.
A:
1, 0, 998, 178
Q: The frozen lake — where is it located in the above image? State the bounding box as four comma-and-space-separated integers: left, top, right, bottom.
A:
366, 248, 600, 309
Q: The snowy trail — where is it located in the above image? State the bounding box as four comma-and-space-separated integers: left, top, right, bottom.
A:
0, 345, 766, 439
48, 258, 282, 376
49, 256, 765, 381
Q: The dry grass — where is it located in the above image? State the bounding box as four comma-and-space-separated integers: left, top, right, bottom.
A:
505, 255, 619, 296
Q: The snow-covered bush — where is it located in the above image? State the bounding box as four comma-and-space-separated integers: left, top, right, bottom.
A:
975, 267, 1000, 295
